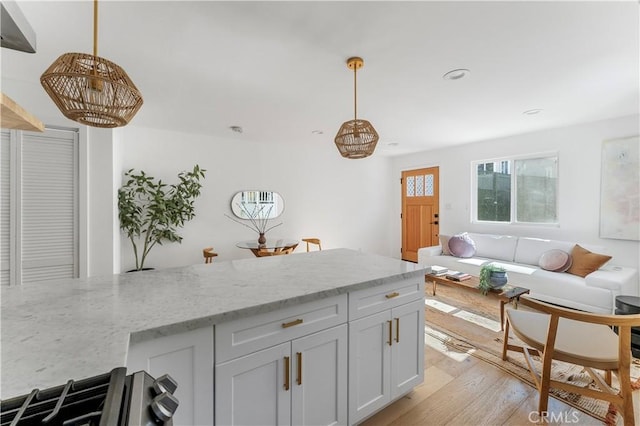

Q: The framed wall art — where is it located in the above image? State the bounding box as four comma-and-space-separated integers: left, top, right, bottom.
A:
600, 135, 639, 241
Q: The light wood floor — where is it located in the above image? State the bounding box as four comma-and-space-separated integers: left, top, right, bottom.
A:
359, 322, 605, 426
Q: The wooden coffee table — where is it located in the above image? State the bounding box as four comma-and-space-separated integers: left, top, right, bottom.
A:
425, 273, 530, 330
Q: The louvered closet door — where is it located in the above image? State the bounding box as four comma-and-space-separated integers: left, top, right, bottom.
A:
20, 128, 78, 284
1, 130, 11, 285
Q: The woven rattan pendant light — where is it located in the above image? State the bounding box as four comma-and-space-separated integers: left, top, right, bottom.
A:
334, 57, 379, 159
40, 0, 143, 128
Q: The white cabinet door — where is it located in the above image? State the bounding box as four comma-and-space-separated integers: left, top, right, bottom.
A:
390, 299, 425, 399
348, 310, 391, 423
216, 342, 291, 426
126, 327, 214, 426
291, 324, 348, 426
348, 298, 425, 424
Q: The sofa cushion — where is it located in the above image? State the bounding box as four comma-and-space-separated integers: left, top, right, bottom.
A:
567, 244, 612, 278
514, 237, 575, 266
585, 266, 639, 292
448, 233, 476, 258
539, 249, 572, 272
439, 234, 451, 255
468, 233, 518, 262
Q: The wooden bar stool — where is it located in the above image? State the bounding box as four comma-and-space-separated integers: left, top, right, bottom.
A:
203, 247, 218, 264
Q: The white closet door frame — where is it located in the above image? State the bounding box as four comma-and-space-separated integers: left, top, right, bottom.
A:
12, 128, 21, 286
1, 130, 17, 286
2, 126, 81, 285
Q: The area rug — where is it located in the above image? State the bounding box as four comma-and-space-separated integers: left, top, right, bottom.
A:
425, 284, 640, 425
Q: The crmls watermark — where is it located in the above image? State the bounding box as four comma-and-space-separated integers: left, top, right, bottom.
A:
528, 411, 581, 424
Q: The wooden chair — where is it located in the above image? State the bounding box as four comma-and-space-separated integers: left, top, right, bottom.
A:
275, 243, 298, 254
502, 296, 640, 425
302, 238, 321, 252
203, 247, 218, 264
256, 246, 294, 257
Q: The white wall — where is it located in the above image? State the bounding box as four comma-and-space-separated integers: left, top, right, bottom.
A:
390, 115, 640, 269
86, 127, 116, 276
113, 126, 395, 272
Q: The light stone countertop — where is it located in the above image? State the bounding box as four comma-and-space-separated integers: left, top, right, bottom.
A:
1, 248, 427, 399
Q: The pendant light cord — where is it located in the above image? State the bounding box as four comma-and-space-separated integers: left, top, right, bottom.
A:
353, 66, 358, 121
93, 0, 98, 57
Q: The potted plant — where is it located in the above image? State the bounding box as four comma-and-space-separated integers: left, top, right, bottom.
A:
118, 165, 206, 271
478, 263, 507, 295
225, 203, 283, 244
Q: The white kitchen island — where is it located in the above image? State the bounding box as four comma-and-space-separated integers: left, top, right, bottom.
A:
1, 248, 427, 425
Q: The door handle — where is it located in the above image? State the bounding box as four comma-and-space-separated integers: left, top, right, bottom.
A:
387, 320, 393, 346
395, 318, 400, 343
296, 352, 302, 386
284, 356, 290, 391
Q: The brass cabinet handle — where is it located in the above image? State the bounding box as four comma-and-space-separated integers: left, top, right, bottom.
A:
282, 318, 303, 328
395, 318, 400, 343
387, 320, 393, 346
385, 292, 400, 299
296, 352, 302, 386
284, 356, 290, 391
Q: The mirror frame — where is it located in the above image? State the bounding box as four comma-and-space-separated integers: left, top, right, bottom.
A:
230, 190, 285, 219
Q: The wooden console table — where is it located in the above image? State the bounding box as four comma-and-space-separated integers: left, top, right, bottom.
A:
425, 273, 530, 330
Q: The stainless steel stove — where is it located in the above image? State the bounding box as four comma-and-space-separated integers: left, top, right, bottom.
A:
0, 367, 178, 425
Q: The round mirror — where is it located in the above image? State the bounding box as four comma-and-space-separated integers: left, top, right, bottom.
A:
230, 191, 284, 219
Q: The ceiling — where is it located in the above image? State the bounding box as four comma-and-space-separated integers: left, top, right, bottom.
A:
2, 1, 639, 156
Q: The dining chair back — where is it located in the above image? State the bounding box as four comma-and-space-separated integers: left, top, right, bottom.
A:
302, 238, 322, 252
203, 247, 218, 264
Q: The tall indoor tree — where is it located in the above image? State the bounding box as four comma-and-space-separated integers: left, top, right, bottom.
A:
118, 165, 206, 271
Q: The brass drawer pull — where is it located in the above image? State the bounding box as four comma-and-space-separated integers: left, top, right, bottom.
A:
385, 292, 400, 299
284, 356, 290, 391
282, 318, 303, 328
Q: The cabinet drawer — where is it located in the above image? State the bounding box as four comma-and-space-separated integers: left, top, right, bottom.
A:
349, 279, 424, 320
216, 294, 347, 363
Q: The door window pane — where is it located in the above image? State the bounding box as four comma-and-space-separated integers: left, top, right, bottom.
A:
425, 174, 434, 196
416, 175, 424, 196
406, 176, 415, 197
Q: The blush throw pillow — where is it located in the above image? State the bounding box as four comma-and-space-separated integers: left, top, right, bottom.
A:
439, 235, 451, 255
448, 233, 476, 258
538, 249, 572, 272
566, 244, 612, 277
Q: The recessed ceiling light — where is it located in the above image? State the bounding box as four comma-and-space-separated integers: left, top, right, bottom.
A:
523, 109, 543, 115
443, 69, 470, 80
229, 125, 243, 133
311, 130, 324, 135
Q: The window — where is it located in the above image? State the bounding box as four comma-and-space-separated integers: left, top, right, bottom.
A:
1, 127, 79, 286
473, 155, 558, 224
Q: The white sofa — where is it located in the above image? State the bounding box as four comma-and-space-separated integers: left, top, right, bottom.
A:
418, 232, 639, 314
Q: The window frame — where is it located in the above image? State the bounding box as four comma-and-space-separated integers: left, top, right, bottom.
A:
471, 152, 560, 226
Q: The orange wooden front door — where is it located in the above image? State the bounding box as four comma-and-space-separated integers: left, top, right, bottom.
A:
401, 167, 439, 262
